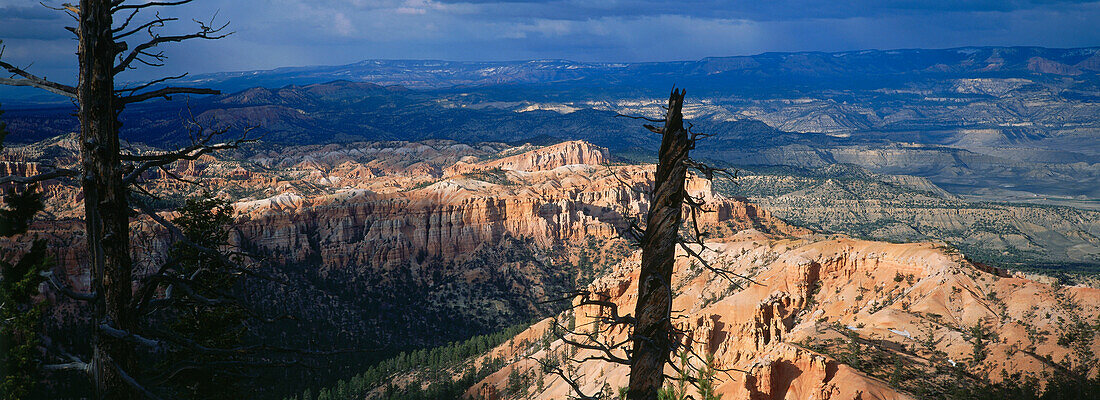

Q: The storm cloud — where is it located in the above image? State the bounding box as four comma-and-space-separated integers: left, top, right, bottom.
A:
0, 0, 1098, 83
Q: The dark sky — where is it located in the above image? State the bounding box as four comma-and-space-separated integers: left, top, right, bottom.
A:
1, 0, 1099, 83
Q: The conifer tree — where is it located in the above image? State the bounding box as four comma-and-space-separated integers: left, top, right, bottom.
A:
0, 110, 50, 399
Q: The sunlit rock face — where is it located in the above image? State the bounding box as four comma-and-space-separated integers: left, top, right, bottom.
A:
6, 136, 1097, 399
0, 138, 789, 335
467, 234, 1100, 400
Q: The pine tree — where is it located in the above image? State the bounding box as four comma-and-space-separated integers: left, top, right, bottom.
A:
0, 240, 50, 400
0, 140, 50, 400
155, 195, 247, 399
695, 354, 721, 400
656, 351, 689, 400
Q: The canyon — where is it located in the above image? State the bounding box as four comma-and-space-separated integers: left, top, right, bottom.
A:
2, 136, 1097, 398
0, 138, 789, 395
465, 232, 1100, 399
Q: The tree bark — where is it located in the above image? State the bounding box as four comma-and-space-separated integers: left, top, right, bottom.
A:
628, 89, 690, 400
78, 1, 137, 398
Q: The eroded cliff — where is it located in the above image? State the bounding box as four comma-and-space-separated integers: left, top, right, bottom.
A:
465, 234, 1099, 399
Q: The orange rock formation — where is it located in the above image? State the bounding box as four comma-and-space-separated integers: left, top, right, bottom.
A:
3, 137, 1096, 399
467, 234, 1100, 399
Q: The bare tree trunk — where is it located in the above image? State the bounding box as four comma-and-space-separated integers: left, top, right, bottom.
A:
78, 1, 136, 398
628, 89, 690, 400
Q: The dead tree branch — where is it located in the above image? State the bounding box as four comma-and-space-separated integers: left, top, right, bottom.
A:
0, 49, 77, 98
112, 0, 195, 12
114, 14, 178, 41
122, 126, 257, 185
114, 15, 231, 75
40, 270, 98, 301
528, 356, 601, 400
40, 344, 92, 374
0, 167, 79, 185
115, 72, 187, 96
99, 323, 167, 353
119, 86, 219, 104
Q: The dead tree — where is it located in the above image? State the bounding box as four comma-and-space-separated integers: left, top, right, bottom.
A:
627, 88, 692, 400
0, 1, 236, 398
541, 88, 752, 399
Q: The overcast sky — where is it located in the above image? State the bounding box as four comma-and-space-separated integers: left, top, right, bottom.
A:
1, 0, 1099, 83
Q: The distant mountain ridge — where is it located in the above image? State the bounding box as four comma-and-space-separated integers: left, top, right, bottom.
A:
3, 46, 1097, 106
3, 46, 1099, 206
170, 46, 1100, 94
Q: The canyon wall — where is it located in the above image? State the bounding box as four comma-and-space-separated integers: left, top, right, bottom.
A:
467, 233, 1100, 399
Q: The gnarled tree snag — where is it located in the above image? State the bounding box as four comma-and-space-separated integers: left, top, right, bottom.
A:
545, 88, 748, 400
628, 88, 690, 400
1, 1, 246, 397
75, 1, 139, 398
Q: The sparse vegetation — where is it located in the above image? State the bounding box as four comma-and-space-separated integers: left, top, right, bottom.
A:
713, 165, 1100, 275
800, 314, 1100, 400
655, 350, 722, 400
465, 167, 516, 186
293, 324, 525, 400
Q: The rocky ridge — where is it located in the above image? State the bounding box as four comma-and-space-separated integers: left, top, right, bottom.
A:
722, 164, 1100, 269
465, 233, 1100, 399
0, 138, 793, 364
3, 137, 1097, 399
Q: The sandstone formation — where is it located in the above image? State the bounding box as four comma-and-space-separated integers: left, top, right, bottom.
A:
0, 137, 797, 371
728, 165, 1100, 267
465, 233, 1100, 399
1, 137, 784, 287
3, 137, 1096, 399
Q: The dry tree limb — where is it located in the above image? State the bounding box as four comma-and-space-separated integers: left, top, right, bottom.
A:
119, 86, 219, 104
527, 356, 602, 400
535, 292, 632, 398
113, 14, 178, 41
0, 167, 79, 185
113, 15, 231, 74
616, 112, 664, 123
115, 72, 186, 96
121, 126, 258, 185
98, 323, 167, 352
536, 291, 636, 399
42, 360, 92, 372
0, 49, 78, 98
112, 0, 195, 12
113, 6, 142, 33
552, 318, 633, 366
676, 240, 760, 288
42, 352, 92, 373
40, 270, 98, 301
